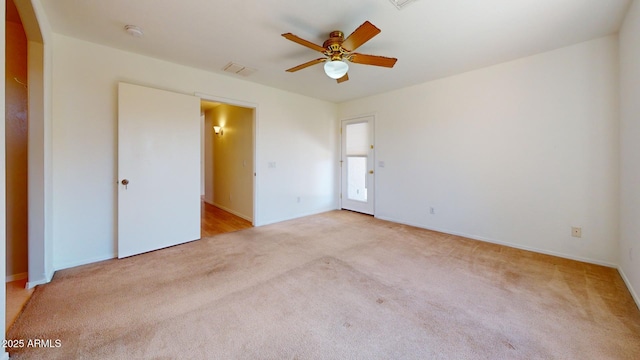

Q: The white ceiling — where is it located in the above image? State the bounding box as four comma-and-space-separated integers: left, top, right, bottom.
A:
39, 0, 631, 103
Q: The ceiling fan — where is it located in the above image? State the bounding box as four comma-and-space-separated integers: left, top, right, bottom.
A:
281, 21, 398, 83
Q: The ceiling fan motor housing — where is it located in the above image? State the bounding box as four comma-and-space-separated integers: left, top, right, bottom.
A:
324, 32, 344, 49
323, 31, 350, 60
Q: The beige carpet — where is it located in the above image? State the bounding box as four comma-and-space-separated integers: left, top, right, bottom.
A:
7, 210, 640, 359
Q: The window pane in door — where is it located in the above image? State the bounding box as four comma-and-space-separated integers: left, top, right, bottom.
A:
347, 156, 367, 202
346, 122, 369, 156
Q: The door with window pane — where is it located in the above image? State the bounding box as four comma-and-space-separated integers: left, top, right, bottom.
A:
341, 116, 374, 215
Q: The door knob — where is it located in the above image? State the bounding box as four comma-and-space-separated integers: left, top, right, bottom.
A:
369, 170, 374, 174
121, 179, 129, 186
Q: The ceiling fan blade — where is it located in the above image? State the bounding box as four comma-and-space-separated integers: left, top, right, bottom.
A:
281, 33, 326, 53
349, 53, 397, 68
341, 21, 381, 52
337, 73, 349, 84
285, 58, 326, 72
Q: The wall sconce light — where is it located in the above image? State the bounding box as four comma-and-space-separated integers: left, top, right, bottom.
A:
213, 126, 223, 135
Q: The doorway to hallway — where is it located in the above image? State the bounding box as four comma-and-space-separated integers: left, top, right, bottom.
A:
200, 98, 256, 227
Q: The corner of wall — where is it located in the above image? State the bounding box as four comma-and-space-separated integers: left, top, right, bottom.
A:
26, 268, 55, 289
618, 0, 640, 310
618, 266, 640, 310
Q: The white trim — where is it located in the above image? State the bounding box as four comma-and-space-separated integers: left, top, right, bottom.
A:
1, 351, 9, 360
195, 92, 258, 109
259, 207, 339, 227
5, 272, 28, 283
53, 253, 115, 272
210, 202, 253, 222
26, 268, 55, 289
339, 112, 378, 123
26, 279, 46, 289
375, 215, 618, 268
203, 198, 215, 206
340, 115, 376, 215
338, 112, 378, 213
618, 267, 640, 310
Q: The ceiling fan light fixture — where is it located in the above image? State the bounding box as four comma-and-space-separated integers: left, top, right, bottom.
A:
324, 60, 349, 79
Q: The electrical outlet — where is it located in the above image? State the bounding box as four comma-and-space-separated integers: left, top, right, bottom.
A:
571, 227, 582, 238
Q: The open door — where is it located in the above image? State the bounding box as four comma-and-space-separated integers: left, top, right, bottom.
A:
117, 83, 201, 258
341, 116, 375, 215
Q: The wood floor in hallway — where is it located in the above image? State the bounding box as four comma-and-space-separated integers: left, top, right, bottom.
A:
201, 201, 253, 238
6, 278, 34, 332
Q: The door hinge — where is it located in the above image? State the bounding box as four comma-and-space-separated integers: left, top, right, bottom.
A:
340, 193, 342, 199
370, 144, 374, 149
340, 127, 342, 135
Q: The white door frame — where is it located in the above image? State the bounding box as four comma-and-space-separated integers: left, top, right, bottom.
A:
340, 115, 375, 215
195, 92, 259, 226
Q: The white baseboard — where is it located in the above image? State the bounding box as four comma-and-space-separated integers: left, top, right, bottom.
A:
54, 253, 116, 272
618, 266, 640, 310
210, 202, 253, 223
5, 272, 28, 283
26, 268, 56, 289
27, 278, 47, 289
203, 199, 215, 207
259, 207, 339, 227
374, 215, 618, 268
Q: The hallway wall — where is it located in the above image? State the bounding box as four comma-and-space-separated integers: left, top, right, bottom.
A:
208, 104, 254, 221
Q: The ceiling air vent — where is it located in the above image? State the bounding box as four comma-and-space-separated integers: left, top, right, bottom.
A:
389, 0, 417, 9
222, 62, 257, 77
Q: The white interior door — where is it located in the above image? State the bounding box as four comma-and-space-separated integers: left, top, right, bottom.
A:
341, 116, 375, 215
118, 82, 201, 258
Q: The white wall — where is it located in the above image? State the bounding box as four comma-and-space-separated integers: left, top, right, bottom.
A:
210, 104, 254, 221
619, 0, 640, 305
51, 34, 338, 270
339, 36, 620, 266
